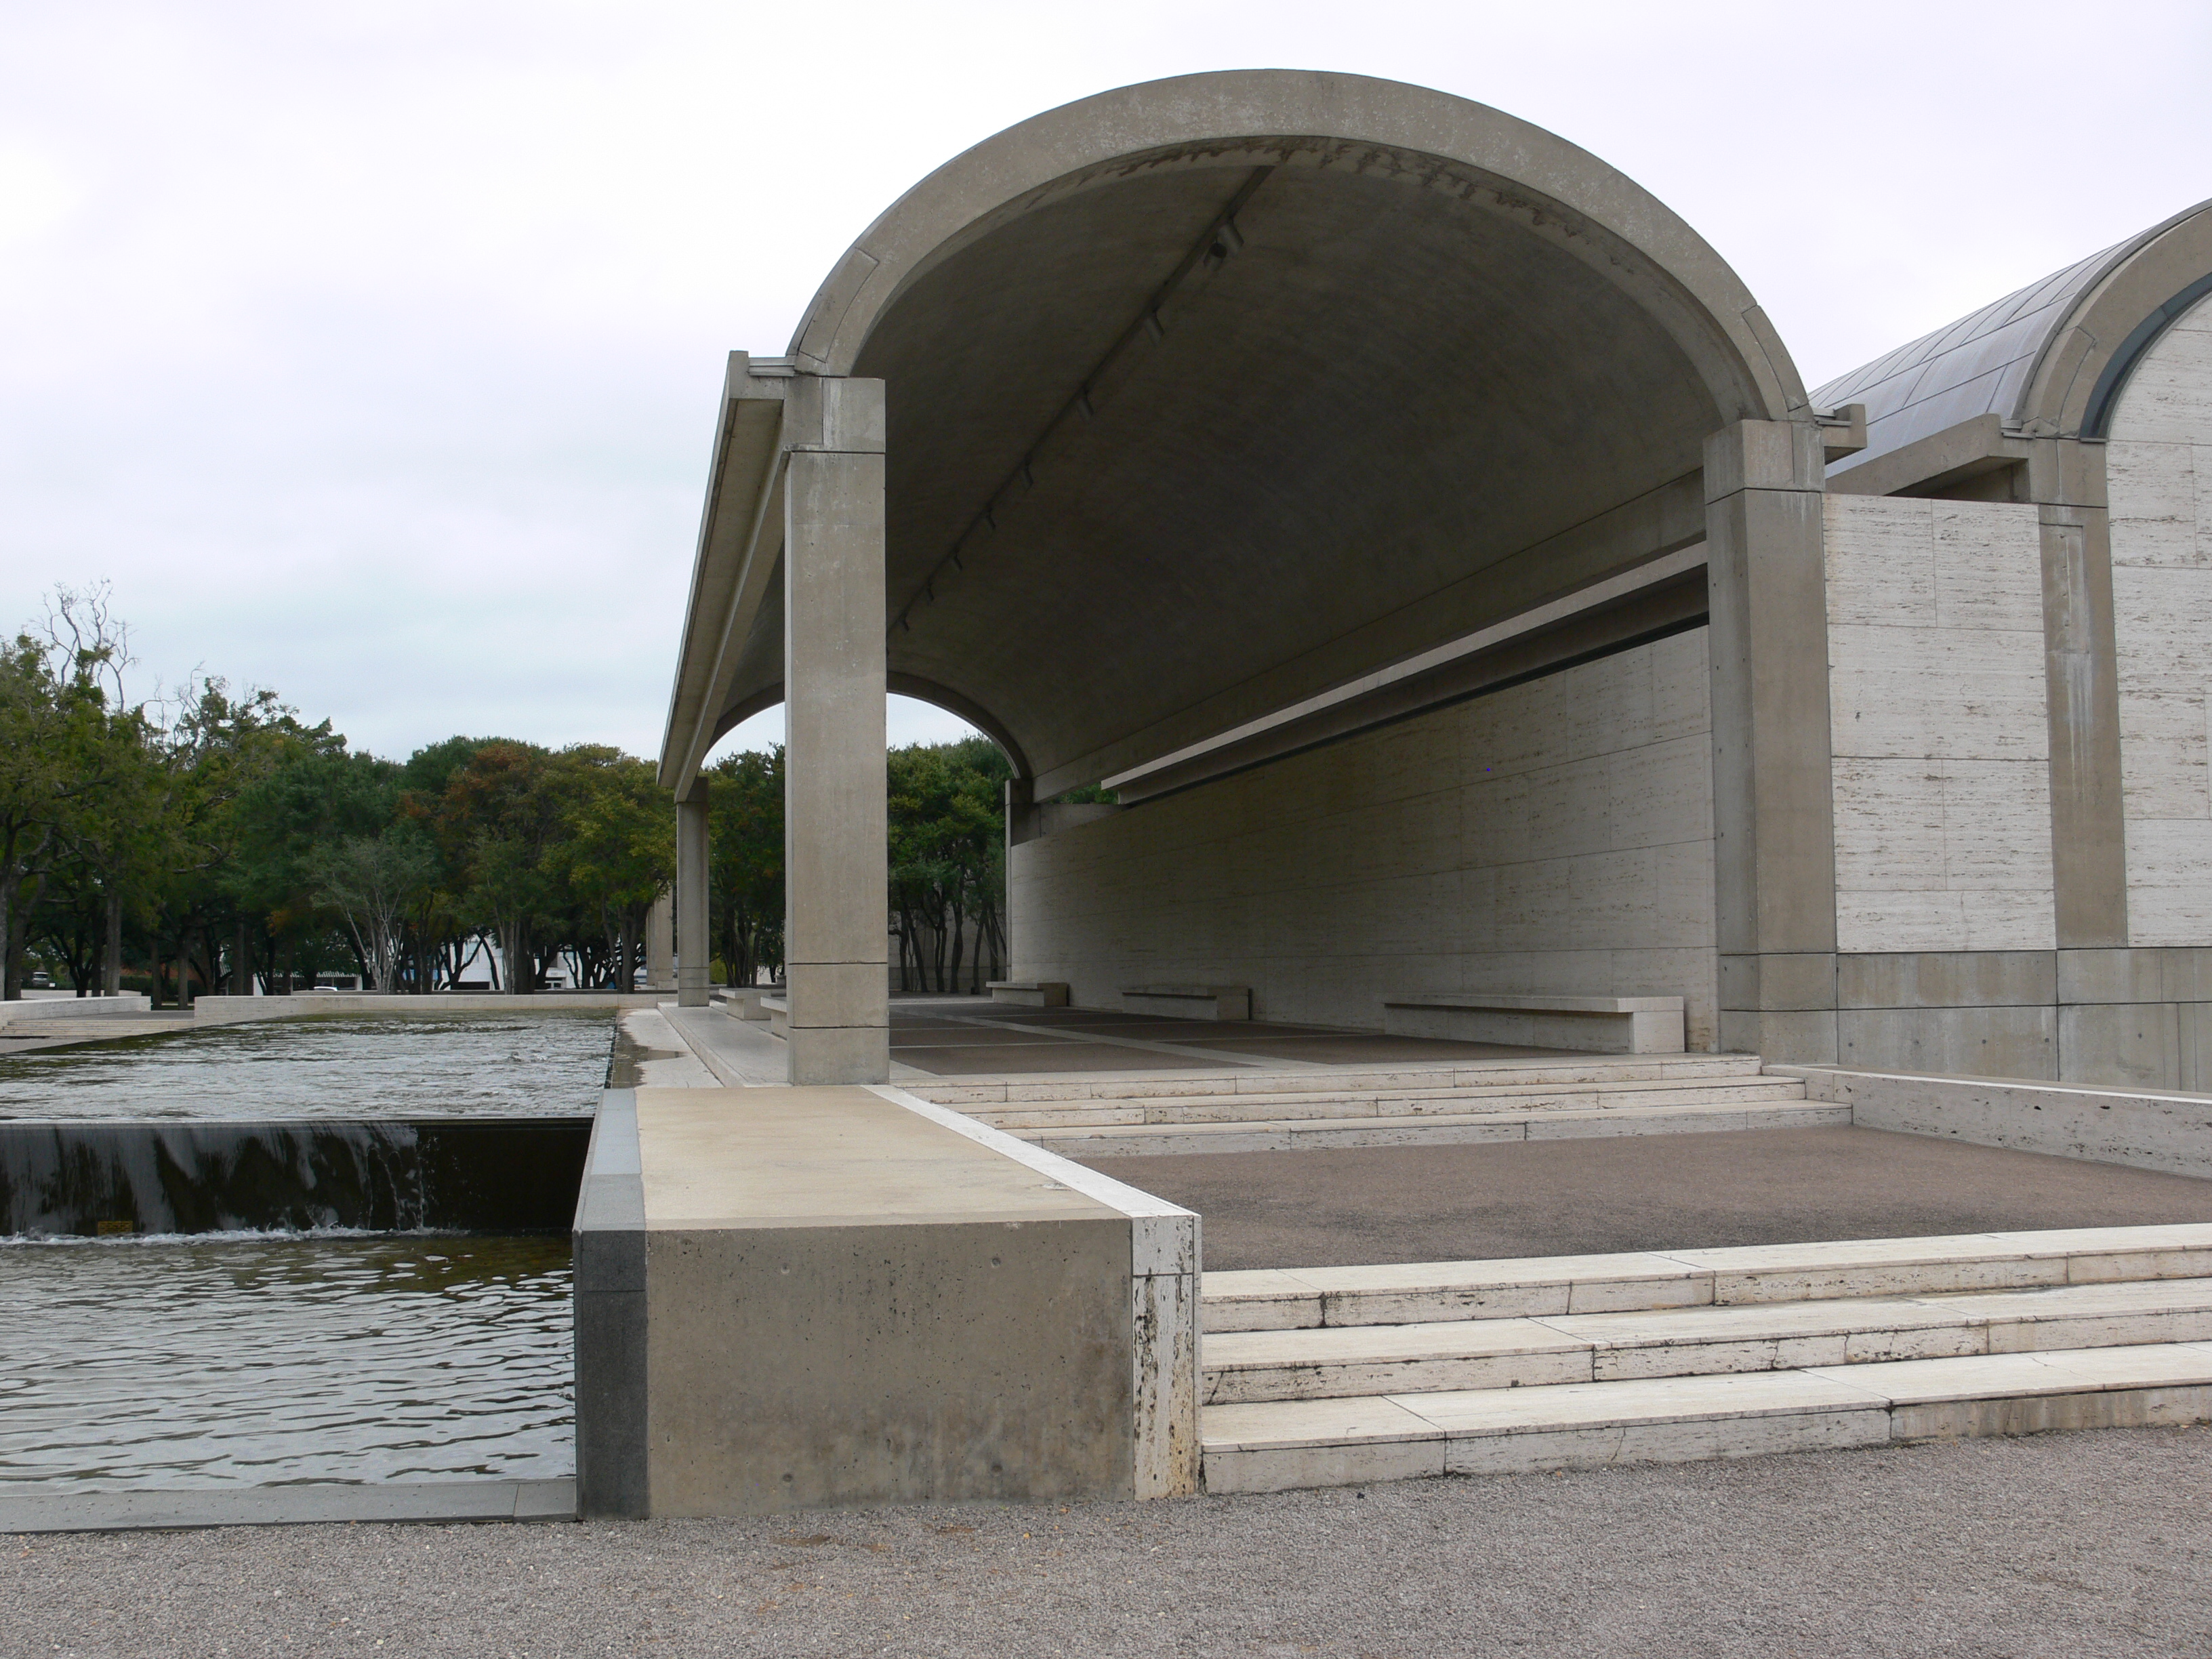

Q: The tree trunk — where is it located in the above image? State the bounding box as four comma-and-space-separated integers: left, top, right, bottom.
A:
504, 919, 529, 994
103, 888, 122, 995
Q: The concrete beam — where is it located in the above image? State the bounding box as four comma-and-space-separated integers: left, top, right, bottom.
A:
783, 377, 890, 1085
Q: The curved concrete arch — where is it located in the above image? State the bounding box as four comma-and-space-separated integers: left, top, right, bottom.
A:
2024, 198, 2212, 438
759, 70, 1821, 794
791, 69, 1805, 425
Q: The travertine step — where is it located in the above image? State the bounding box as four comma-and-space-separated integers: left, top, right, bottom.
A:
905, 1054, 1770, 1107
1201, 1343, 2212, 1493
1197, 1227, 2212, 1493
1203, 1277, 2212, 1403
1204, 1225, 2212, 1332
971, 1078, 1807, 1130
1020, 1095, 1842, 1157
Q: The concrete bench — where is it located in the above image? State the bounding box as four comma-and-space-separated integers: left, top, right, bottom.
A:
988, 981, 1070, 1008
1122, 984, 1252, 1021
714, 987, 777, 1021
1382, 994, 1685, 1054
759, 996, 789, 1038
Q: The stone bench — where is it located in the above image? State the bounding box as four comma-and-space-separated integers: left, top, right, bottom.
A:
1382, 994, 1685, 1054
989, 981, 1070, 1008
758, 996, 789, 1038
714, 986, 777, 1021
1122, 984, 1252, 1021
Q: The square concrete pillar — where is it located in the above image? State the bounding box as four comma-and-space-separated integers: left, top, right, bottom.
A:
783, 376, 890, 1084
1707, 418, 1840, 1064
642, 892, 674, 991
676, 779, 711, 1008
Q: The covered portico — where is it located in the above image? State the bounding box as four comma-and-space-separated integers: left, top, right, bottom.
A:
658, 68, 1851, 1085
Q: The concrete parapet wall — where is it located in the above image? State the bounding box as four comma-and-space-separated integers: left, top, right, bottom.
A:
573, 1084, 1197, 1517
188, 991, 665, 1025
0, 994, 150, 1024
1777, 1063, 2212, 1179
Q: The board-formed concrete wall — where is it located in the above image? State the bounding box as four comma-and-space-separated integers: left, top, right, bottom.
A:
1823, 493, 2055, 954
2108, 290, 2212, 944
1012, 629, 1719, 1048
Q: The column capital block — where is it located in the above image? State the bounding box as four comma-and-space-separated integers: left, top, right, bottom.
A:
786, 375, 885, 455
1704, 419, 1826, 500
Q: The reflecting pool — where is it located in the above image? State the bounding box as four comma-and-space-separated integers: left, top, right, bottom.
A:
0, 1233, 572, 1491
0, 1011, 612, 1120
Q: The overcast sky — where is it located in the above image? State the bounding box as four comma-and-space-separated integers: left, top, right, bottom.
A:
5, 1, 2207, 764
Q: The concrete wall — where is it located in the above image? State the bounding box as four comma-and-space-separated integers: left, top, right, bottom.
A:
573, 1084, 1198, 1518
2109, 290, 2212, 944
1823, 494, 2054, 954
1013, 630, 1719, 1048
1783, 1063, 2212, 1181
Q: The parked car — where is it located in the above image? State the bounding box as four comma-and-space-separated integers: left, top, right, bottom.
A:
26, 971, 53, 989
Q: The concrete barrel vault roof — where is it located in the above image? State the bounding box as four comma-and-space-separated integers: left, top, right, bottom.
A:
1818, 197, 2212, 483
667, 70, 1812, 796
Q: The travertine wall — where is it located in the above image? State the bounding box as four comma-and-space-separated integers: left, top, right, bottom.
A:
1822, 494, 2054, 953
1012, 630, 1719, 1048
2108, 291, 2212, 944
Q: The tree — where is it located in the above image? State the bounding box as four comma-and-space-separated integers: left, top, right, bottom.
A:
708, 747, 784, 987
549, 747, 674, 989
886, 737, 1010, 994
436, 741, 559, 993
310, 823, 438, 994
0, 625, 127, 998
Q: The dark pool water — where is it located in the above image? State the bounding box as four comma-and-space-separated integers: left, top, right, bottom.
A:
0, 1234, 572, 1491
0, 1012, 611, 1120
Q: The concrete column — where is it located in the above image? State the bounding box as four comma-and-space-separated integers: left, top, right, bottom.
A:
676, 779, 711, 1008
783, 375, 889, 1084
1003, 776, 1033, 977
2029, 438, 2128, 948
642, 892, 674, 992
1706, 418, 1841, 1063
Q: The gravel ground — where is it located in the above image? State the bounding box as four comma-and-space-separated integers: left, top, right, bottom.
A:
9, 1427, 2212, 1658
1085, 1126, 2212, 1269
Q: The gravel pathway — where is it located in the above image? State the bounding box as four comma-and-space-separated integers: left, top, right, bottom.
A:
8, 1426, 2211, 1658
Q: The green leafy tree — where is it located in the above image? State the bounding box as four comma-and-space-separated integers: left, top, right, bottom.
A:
436, 741, 559, 993
310, 822, 439, 994
707, 747, 785, 987
886, 737, 1010, 994
549, 747, 674, 989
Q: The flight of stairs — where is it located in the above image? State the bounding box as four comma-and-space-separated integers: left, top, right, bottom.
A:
903, 1054, 1839, 1156
1197, 1224, 2212, 1492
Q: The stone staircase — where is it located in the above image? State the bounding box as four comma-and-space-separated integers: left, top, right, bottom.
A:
1197, 1224, 2212, 1493
903, 1054, 1840, 1156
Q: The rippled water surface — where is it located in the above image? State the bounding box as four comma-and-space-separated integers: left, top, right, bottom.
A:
0, 1234, 572, 1490
0, 1011, 611, 1120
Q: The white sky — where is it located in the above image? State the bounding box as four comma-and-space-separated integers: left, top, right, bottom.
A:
5, 1, 2207, 764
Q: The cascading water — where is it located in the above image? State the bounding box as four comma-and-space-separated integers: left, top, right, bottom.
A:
0, 1117, 592, 1238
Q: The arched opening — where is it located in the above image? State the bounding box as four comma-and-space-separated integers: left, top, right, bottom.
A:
662, 70, 1830, 1080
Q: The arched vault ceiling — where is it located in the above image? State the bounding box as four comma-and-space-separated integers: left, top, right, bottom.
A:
853, 158, 1719, 785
